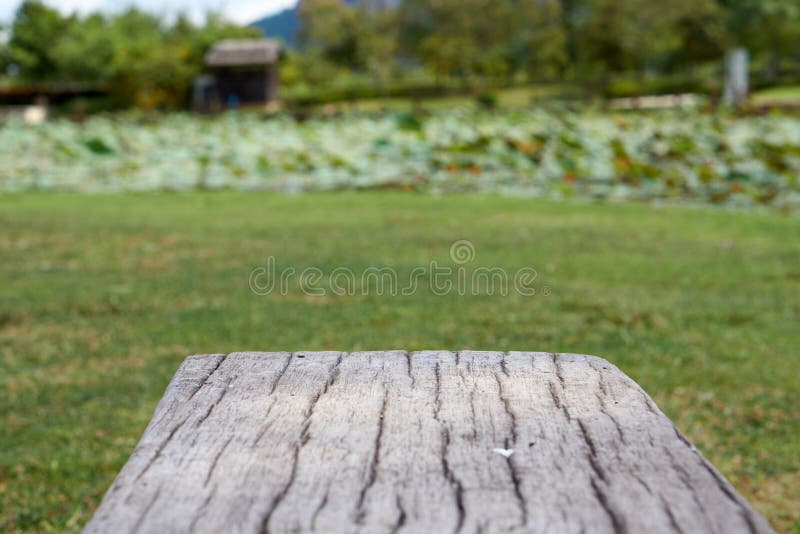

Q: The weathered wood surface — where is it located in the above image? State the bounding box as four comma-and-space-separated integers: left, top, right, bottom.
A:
86, 351, 772, 534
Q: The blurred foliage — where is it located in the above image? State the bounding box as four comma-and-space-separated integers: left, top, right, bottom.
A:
475, 91, 499, 109
294, 0, 800, 97
1, 108, 799, 213
1, 1, 259, 109
604, 75, 719, 99
0, 0, 800, 107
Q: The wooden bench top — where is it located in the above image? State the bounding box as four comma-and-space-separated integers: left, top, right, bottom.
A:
85, 351, 772, 533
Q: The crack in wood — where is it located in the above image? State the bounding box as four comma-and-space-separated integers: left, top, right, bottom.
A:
494, 367, 526, 527
434, 361, 443, 415
499, 352, 509, 377
390, 495, 407, 534
251, 400, 277, 446
439, 427, 466, 534
194, 377, 233, 429
639, 390, 658, 416
670, 426, 759, 531
259, 438, 300, 534
662, 439, 761, 534
356, 385, 389, 522
468, 381, 479, 441
548, 381, 562, 409
145, 353, 228, 437
432, 359, 465, 533
188, 483, 217, 532
595, 392, 626, 445
577, 419, 607, 482
504, 452, 527, 528
632, 472, 653, 494
321, 352, 344, 395
584, 356, 610, 398
204, 437, 232, 487
133, 414, 191, 483
597, 372, 609, 396
310, 485, 330, 531
590, 477, 626, 534
673, 426, 693, 449
494, 372, 518, 444
698, 461, 759, 534
404, 351, 415, 388
662, 446, 712, 528
659, 493, 684, 533
131, 485, 162, 534
548, 380, 572, 421
268, 353, 293, 396
186, 353, 228, 402
259, 356, 340, 533
551, 353, 566, 387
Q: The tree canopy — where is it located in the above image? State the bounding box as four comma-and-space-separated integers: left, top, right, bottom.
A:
299, 0, 800, 87
1, 1, 259, 108
2, 0, 799, 108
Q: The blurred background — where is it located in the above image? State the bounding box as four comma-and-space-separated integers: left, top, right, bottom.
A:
1, 0, 800, 111
1, 0, 799, 532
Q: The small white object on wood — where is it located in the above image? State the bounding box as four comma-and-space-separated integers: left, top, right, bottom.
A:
85, 351, 773, 533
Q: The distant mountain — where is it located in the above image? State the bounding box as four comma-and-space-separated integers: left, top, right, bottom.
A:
251, 5, 301, 46
250, 0, 367, 47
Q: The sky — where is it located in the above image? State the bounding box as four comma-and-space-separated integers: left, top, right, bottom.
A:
0, 0, 296, 24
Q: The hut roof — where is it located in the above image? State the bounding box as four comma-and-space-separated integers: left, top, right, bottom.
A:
204, 39, 282, 67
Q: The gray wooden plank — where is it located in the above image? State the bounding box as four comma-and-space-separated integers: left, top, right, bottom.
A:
85, 351, 773, 534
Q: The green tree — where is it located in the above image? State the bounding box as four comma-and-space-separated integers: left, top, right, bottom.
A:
8, 0, 69, 81
6, 1, 258, 108
299, 0, 401, 89
0, 23, 11, 77
671, 0, 729, 71
103, 9, 189, 108
104, 9, 257, 108
398, 0, 512, 85
300, 0, 364, 69
357, 1, 401, 86
725, 0, 800, 79
52, 14, 115, 83
510, 0, 568, 80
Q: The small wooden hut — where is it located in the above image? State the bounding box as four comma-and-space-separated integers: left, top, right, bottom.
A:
196, 39, 282, 111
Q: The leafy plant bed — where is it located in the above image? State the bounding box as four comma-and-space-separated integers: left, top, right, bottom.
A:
2, 109, 799, 212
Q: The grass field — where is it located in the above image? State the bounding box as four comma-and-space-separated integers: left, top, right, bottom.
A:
333, 84, 581, 112
1, 192, 798, 532
752, 85, 800, 106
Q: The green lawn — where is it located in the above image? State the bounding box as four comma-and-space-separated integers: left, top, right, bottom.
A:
1, 192, 798, 532
752, 85, 800, 106
331, 83, 580, 112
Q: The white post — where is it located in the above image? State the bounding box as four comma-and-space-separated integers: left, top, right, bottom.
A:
724, 48, 749, 106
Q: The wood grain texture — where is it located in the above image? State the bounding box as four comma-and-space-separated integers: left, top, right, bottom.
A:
85, 351, 772, 534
